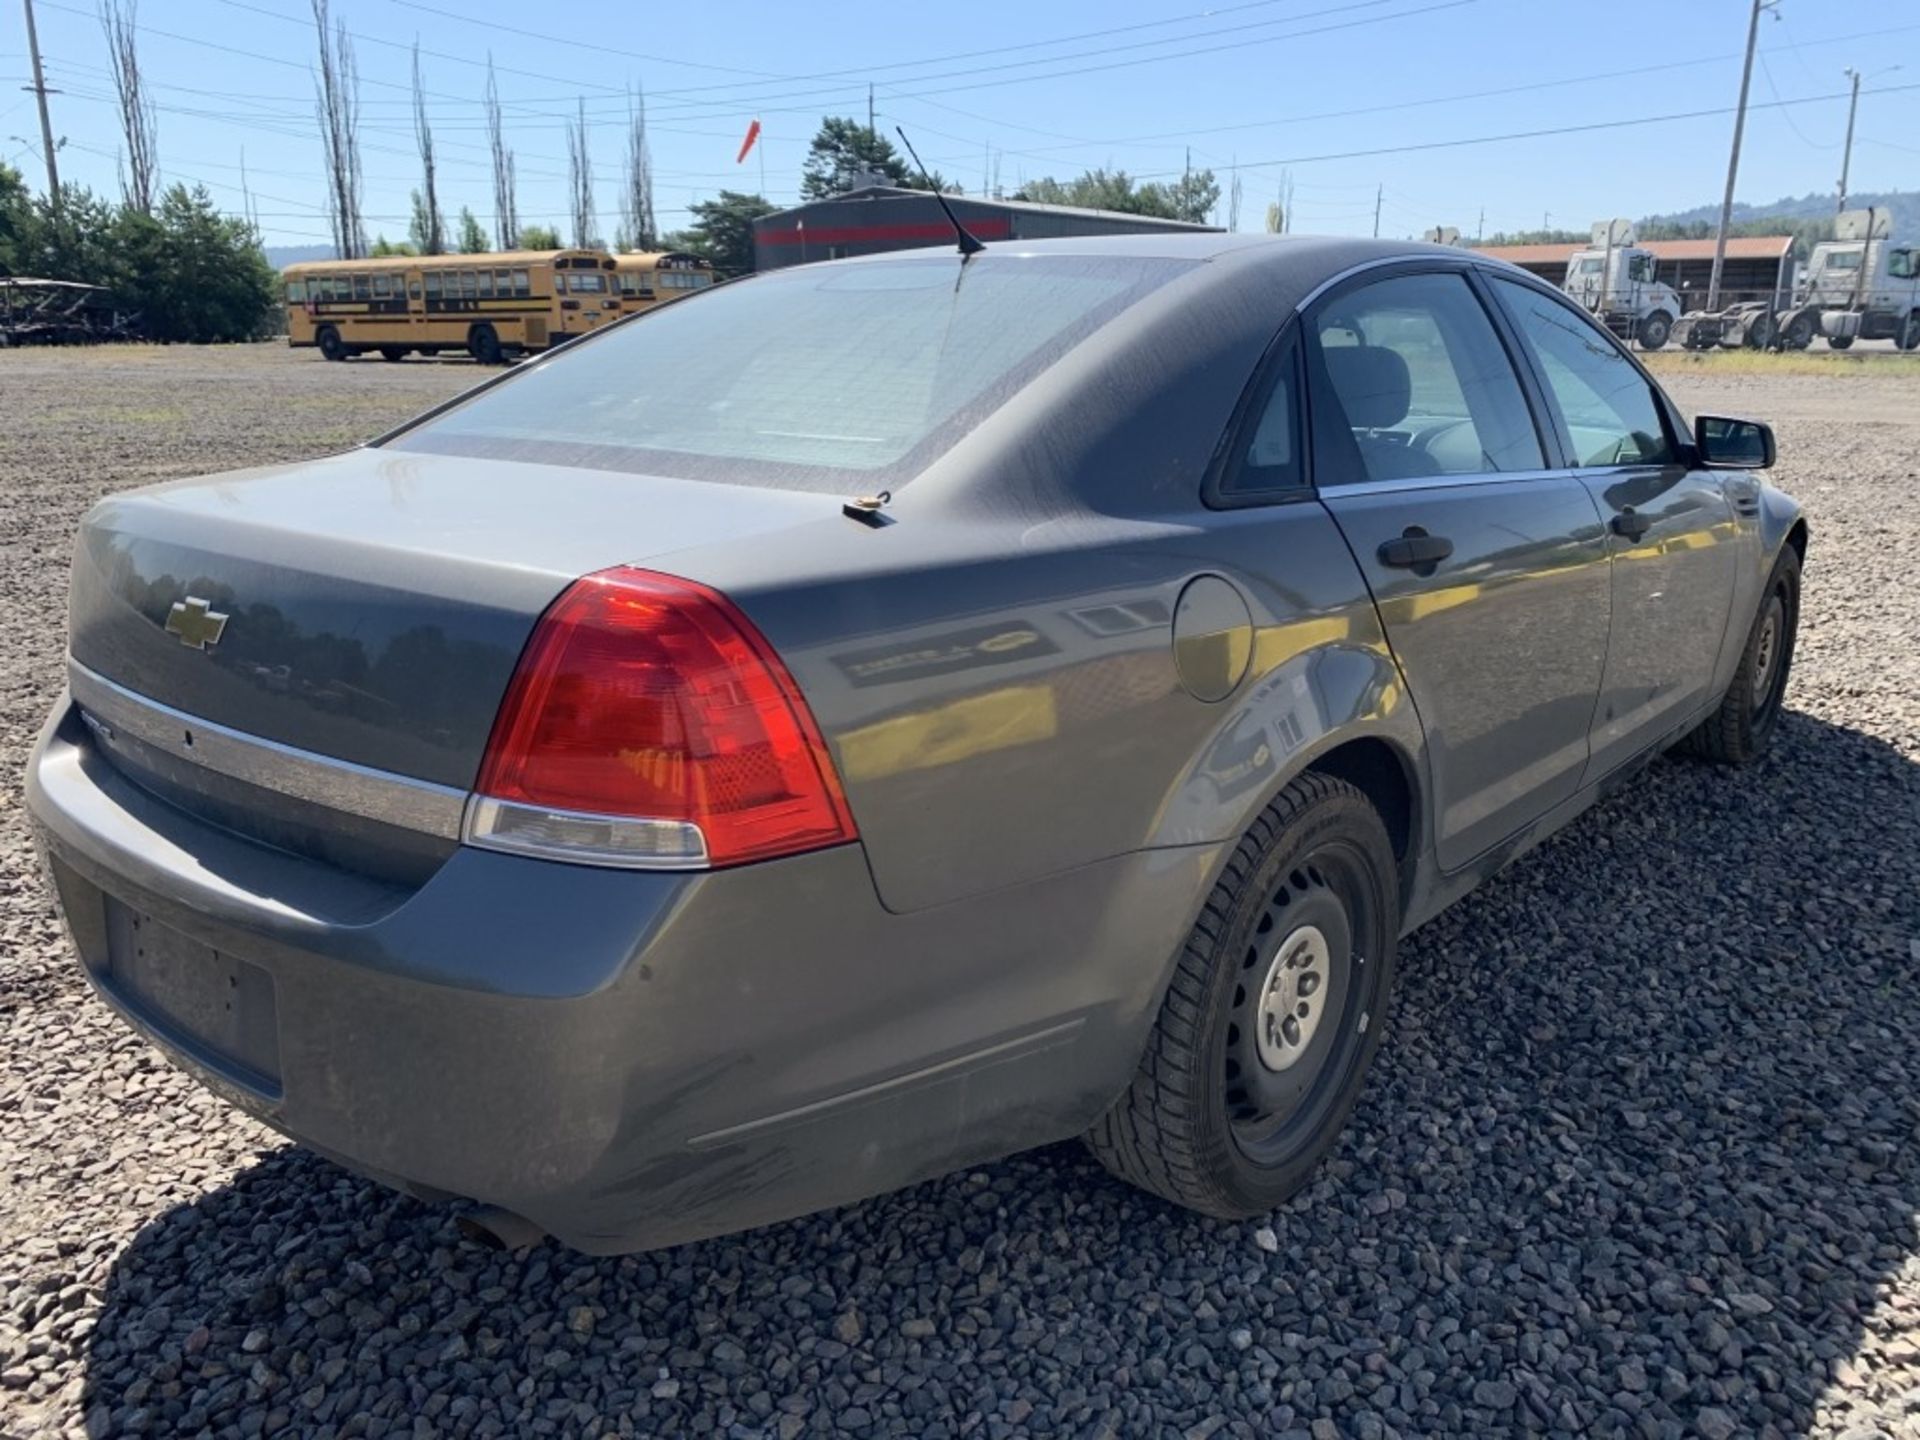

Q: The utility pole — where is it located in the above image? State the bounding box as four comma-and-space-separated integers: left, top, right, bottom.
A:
1373, 183, 1383, 239
1708, 0, 1774, 310
867, 83, 875, 140
21, 0, 61, 202
1476, 206, 1485, 243
1837, 68, 1861, 213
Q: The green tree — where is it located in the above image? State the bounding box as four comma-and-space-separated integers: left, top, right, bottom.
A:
0, 162, 32, 274
370, 234, 418, 257
516, 222, 562, 249
406, 190, 443, 254
674, 190, 776, 276
456, 206, 489, 253
112, 184, 277, 342
1014, 167, 1216, 222
801, 117, 914, 199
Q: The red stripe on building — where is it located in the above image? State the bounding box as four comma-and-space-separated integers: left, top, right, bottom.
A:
758, 217, 1016, 247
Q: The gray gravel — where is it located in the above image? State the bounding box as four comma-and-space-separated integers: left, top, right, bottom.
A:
3, 343, 1919, 1440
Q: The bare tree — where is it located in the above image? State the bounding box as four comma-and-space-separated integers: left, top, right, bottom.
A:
566, 98, 595, 249
312, 0, 364, 259
409, 41, 444, 254
485, 57, 518, 249
100, 0, 158, 214
619, 83, 656, 252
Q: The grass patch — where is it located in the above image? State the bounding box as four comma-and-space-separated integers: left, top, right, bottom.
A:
1642, 349, 1920, 378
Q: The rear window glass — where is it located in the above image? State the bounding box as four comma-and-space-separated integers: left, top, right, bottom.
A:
387, 254, 1194, 490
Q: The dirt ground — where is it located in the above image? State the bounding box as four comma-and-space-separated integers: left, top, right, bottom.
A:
2, 343, 1918, 1440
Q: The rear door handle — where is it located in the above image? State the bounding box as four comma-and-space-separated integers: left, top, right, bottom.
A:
1609, 508, 1653, 542
1378, 530, 1454, 568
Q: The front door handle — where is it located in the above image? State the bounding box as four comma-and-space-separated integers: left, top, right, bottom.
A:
1609, 508, 1653, 542
1378, 529, 1454, 568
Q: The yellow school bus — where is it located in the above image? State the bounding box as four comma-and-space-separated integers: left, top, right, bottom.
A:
283, 250, 621, 363
612, 251, 717, 313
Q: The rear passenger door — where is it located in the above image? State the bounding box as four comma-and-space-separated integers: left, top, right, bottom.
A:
1487, 276, 1737, 781
1308, 267, 1613, 873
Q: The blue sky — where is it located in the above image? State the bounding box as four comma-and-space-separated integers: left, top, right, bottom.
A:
5, 0, 1917, 248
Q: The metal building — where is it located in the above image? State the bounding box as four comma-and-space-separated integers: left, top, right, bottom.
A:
752, 184, 1219, 271
1474, 235, 1797, 310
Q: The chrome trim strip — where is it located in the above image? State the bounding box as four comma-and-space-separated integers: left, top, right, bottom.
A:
67, 659, 469, 840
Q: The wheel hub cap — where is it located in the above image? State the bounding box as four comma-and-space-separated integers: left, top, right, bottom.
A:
1751, 605, 1780, 707
1254, 925, 1330, 1072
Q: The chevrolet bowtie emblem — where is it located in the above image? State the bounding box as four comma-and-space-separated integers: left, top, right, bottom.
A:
164, 596, 229, 650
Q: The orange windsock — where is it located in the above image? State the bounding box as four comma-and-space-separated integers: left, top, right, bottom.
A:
736, 118, 762, 164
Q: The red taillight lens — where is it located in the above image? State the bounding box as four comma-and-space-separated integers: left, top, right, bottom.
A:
471, 567, 857, 868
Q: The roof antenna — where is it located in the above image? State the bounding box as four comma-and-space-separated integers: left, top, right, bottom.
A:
894, 126, 985, 260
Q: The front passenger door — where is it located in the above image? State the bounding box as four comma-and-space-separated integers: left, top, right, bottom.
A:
1489, 276, 1737, 781
1308, 268, 1613, 873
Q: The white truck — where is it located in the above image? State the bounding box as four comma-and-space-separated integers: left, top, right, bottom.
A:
1562, 220, 1685, 350
1672, 208, 1920, 352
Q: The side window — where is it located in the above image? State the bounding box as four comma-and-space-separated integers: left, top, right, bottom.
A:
1219, 334, 1304, 497
1492, 277, 1676, 468
352, 274, 371, 301
512, 269, 531, 297
1309, 271, 1543, 483
1890, 249, 1915, 281
285, 280, 306, 303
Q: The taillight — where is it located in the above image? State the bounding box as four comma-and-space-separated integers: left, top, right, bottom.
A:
465, 567, 857, 870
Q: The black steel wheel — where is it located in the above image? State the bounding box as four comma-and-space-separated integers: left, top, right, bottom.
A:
1678, 543, 1800, 766
316, 325, 346, 362
1086, 772, 1399, 1218
468, 324, 503, 365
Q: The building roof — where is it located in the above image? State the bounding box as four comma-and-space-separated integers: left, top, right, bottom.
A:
1474, 235, 1795, 266
757, 184, 1219, 232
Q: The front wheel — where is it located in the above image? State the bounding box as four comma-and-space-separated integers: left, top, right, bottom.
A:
1899, 312, 1920, 352
1782, 313, 1816, 351
1086, 772, 1399, 1218
315, 325, 346, 362
1678, 544, 1800, 765
1637, 311, 1672, 351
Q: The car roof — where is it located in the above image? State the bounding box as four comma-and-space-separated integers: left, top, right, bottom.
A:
820, 231, 1469, 269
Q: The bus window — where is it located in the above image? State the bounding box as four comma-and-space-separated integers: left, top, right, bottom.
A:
424, 272, 441, 299
286, 280, 307, 303
494, 269, 511, 296
512, 269, 531, 297
570, 273, 606, 293
408, 280, 422, 300
477, 270, 495, 299
461, 271, 478, 298
352, 275, 371, 301
372, 274, 392, 298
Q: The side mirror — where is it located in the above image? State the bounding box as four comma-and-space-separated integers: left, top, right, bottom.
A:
1695, 415, 1776, 470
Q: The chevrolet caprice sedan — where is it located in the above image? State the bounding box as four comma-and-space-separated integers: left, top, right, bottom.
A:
28, 235, 1803, 1253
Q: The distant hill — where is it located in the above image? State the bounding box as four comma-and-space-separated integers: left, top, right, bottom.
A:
264, 244, 334, 270
1644, 190, 1911, 238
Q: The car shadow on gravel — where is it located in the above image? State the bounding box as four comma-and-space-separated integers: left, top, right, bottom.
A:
75, 710, 1920, 1440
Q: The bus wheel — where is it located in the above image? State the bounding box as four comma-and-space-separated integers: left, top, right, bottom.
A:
379, 346, 407, 362
468, 324, 503, 365
316, 325, 347, 362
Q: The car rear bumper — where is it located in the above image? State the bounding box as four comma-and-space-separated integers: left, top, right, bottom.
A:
26, 692, 1217, 1252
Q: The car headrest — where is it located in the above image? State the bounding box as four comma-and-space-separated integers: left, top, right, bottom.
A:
1323, 344, 1411, 430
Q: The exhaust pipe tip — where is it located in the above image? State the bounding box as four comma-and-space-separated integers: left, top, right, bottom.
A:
455, 1204, 548, 1252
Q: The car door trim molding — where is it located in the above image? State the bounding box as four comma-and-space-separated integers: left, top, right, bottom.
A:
67, 659, 469, 841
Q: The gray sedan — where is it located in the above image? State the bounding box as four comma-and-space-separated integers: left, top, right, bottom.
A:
27, 234, 1803, 1254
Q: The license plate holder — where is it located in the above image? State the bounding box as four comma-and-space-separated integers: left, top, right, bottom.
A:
103, 899, 281, 1094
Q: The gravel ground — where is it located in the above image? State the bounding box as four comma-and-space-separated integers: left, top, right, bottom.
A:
3, 344, 1918, 1440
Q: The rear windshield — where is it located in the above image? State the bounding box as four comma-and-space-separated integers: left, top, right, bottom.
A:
386, 254, 1194, 491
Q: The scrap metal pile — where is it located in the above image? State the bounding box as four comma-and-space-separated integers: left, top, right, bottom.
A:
0, 276, 139, 345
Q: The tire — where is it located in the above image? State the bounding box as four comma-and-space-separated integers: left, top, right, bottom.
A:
1086, 772, 1399, 1219
379, 346, 406, 362
316, 325, 346, 362
1744, 312, 1776, 351
1783, 313, 1815, 351
1827, 334, 1854, 351
1637, 312, 1672, 351
1899, 313, 1920, 352
468, 324, 503, 365
1678, 544, 1800, 766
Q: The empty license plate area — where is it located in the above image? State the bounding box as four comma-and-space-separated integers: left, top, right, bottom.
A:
103, 898, 282, 1094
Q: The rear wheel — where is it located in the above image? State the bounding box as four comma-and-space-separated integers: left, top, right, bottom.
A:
1637, 311, 1672, 351
1086, 772, 1399, 1218
379, 346, 407, 362
1744, 312, 1776, 350
468, 324, 503, 365
316, 325, 346, 362
1678, 544, 1800, 766
1782, 313, 1816, 351
1899, 312, 1920, 352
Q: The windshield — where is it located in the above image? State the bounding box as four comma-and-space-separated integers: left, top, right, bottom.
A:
387, 254, 1194, 490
